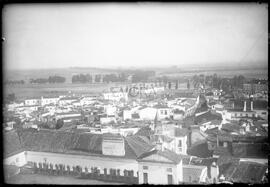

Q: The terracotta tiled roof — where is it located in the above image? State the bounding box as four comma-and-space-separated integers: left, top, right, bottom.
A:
4, 130, 24, 158
175, 127, 190, 137
17, 129, 154, 159
221, 160, 268, 183
138, 149, 183, 164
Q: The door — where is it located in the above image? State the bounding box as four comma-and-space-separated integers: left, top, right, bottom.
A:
143, 173, 148, 184
168, 174, 173, 184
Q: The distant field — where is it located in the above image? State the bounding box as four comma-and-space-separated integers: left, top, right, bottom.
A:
4, 83, 129, 100
4, 66, 267, 100
6, 173, 122, 184
158, 68, 268, 79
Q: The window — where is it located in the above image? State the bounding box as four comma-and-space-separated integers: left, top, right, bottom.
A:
240, 113, 243, 117
178, 140, 182, 148
165, 110, 167, 115
262, 112, 267, 115
246, 114, 248, 117
143, 166, 148, 170
167, 168, 172, 172
143, 173, 148, 184
223, 142, 228, 148
16, 158, 19, 163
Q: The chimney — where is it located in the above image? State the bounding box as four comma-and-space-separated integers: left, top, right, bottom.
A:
251, 101, 253, 111
243, 101, 247, 112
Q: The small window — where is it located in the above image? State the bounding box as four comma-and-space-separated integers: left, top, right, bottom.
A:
178, 140, 182, 148
167, 168, 172, 172
262, 112, 267, 115
143, 166, 148, 170
246, 114, 248, 117
165, 110, 167, 115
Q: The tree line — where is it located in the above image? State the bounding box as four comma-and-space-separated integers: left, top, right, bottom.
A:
5, 80, 25, 85
71, 71, 155, 83
192, 73, 246, 92
30, 75, 66, 84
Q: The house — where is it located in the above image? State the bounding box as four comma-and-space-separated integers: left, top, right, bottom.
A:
6, 129, 155, 178
154, 105, 172, 120
104, 105, 117, 116
195, 110, 222, 126
206, 130, 269, 165
80, 96, 96, 106
103, 92, 128, 101
174, 127, 189, 155
218, 159, 268, 183
173, 109, 185, 120
123, 109, 132, 121
56, 112, 82, 120
25, 98, 41, 106
223, 99, 268, 121
137, 149, 183, 184
7, 102, 24, 111
5, 121, 16, 131
138, 107, 157, 121
184, 96, 200, 117
41, 96, 59, 106
100, 115, 117, 124
58, 97, 79, 106
182, 164, 208, 184
153, 124, 189, 155
71, 100, 81, 107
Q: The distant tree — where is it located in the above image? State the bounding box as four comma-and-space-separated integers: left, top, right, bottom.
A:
95, 74, 101, 83
55, 119, 64, 129
5, 93, 16, 104
212, 73, 218, 88
175, 80, 178, 89
187, 79, 190, 90
30, 78, 48, 84
131, 70, 155, 83
168, 82, 172, 89
48, 75, 66, 83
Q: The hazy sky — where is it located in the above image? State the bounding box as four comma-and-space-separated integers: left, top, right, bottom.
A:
3, 3, 268, 70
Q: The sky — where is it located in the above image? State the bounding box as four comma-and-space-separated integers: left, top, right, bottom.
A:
3, 3, 268, 70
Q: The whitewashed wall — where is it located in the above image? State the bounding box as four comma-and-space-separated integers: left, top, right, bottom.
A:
26, 151, 138, 175
4, 151, 27, 167
138, 161, 181, 184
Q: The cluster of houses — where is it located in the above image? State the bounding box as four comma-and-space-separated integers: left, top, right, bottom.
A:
3, 82, 268, 184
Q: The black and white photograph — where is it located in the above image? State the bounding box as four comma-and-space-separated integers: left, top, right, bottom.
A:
2, 2, 268, 185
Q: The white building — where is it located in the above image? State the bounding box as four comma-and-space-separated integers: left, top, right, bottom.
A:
138, 107, 157, 121
137, 149, 183, 184
25, 98, 41, 106
58, 97, 79, 106
100, 115, 117, 124
104, 105, 117, 116
123, 109, 132, 121
103, 92, 128, 101
41, 96, 59, 106
154, 106, 172, 120
56, 112, 81, 120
